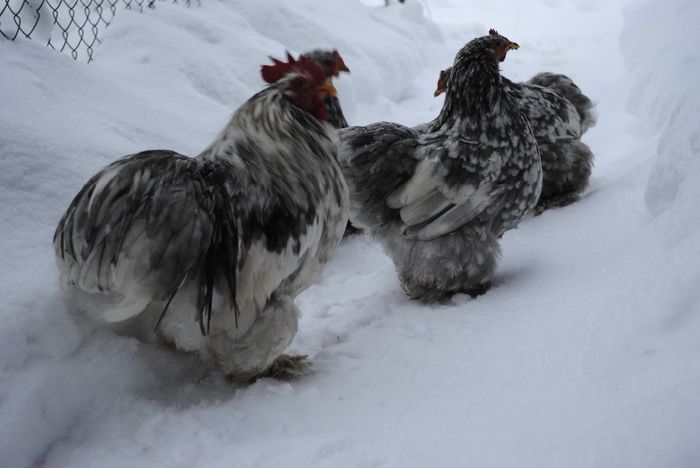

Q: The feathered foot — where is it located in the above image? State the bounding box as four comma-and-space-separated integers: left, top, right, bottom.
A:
344, 221, 363, 237
464, 280, 492, 298
533, 192, 580, 215
257, 354, 311, 381
403, 281, 493, 302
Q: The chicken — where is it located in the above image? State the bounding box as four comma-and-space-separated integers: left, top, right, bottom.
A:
435, 66, 596, 213
300, 48, 363, 236
53, 54, 349, 381
301, 49, 350, 129
527, 72, 597, 134
338, 30, 542, 300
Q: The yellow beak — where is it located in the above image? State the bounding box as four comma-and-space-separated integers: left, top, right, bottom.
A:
318, 82, 337, 98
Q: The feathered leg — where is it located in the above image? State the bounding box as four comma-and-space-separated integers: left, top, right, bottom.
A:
204, 295, 302, 381
535, 140, 594, 214
379, 226, 500, 301
257, 354, 311, 381
343, 222, 363, 237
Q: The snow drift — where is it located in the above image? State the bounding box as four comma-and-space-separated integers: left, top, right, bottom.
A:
621, 0, 700, 240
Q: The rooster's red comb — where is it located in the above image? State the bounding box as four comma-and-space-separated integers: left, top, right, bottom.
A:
261, 52, 326, 84
333, 49, 345, 64
489, 28, 499, 37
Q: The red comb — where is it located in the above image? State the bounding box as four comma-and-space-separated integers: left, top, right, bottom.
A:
261, 52, 326, 84
489, 28, 499, 37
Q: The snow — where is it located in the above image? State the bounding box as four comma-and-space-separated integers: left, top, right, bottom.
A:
1, 0, 699, 467
621, 0, 700, 239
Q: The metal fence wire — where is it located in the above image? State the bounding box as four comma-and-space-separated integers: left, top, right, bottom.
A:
1, 0, 197, 62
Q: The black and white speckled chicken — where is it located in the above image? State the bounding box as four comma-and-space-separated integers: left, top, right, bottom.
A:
338, 30, 542, 300
54, 55, 348, 381
436, 66, 596, 213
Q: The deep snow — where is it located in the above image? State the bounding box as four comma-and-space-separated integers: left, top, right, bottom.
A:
1, 0, 699, 467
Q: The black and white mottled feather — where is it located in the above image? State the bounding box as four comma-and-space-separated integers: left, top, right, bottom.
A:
338, 31, 542, 300
440, 67, 596, 212
54, 68, 348, 380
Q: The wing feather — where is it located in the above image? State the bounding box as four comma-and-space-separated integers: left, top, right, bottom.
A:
401, 183, 498, 240
339, 123, 504, 239
399, 190, 453, 227
385, 152, 499, 239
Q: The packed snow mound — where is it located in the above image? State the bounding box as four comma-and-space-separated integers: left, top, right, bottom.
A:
93, 0, 443, 125
621, 0, 700, 237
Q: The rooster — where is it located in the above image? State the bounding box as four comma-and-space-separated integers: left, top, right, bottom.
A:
54, 54, 348, 381
338, 30, 542, 300
435, 66, 596, 213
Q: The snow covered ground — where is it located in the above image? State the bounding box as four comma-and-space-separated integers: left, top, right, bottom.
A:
1, 0, 699, 466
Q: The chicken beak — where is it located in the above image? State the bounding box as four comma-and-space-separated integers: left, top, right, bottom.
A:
339, 63, 350, 73
434, 86, 447, 97
507, 42, 520, 51
317, 82, 338, 98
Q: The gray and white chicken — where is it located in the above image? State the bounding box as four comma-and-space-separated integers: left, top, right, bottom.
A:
436, 66, 596, 213
338, 30, 542, 301
300, 48, 364, 236
301, 49, 350, 129
54, 55, 348, 381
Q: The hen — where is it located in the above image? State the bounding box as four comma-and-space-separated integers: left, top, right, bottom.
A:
338, 30, 542, 300
436, 66, 596, 213
300, 49, 363, 236
54, 55, 348, 381
301, 49, 350, 129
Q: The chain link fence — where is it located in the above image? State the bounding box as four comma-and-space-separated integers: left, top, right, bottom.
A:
1, 0, 197, 62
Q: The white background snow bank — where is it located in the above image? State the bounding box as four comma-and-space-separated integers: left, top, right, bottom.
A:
1, 0, 699, 467
621, 0, 700, 242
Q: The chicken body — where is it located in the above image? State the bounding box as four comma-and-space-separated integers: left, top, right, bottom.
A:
439, 67, 596, 212
338, 32, 542, 300
54, 69, 348, 380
